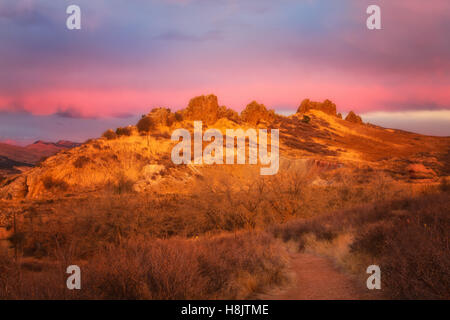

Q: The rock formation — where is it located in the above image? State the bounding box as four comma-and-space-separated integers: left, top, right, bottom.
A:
240, 101, 275, 125
406, 163, 437, 180
297, 99, 337, 116
183, 94, 239, 124
345, 111, 363, 124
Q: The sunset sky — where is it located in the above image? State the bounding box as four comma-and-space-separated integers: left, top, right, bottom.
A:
1, 0, 449, 144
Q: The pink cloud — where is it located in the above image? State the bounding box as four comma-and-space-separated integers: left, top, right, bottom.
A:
1, 0, 449, 119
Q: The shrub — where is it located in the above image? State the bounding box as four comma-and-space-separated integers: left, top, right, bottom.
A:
439, 177, 450, 193
272, 192, 450, 299
0, 233, 287, 299
137, 116, 155, 133
115, 126, 133, 137
174, 111, 183, 122
102, 129, 117, 140
42, 176, 69, 191
301, 115, 311, 124
112, 176, 135, 194
350, 223, 390, 257
73, 156, 90, 168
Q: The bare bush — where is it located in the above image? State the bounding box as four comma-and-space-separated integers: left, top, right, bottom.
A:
0, 232, 287, 300
272, 192, 450, 299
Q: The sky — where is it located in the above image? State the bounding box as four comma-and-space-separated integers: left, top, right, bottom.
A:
0, 0, 449, 144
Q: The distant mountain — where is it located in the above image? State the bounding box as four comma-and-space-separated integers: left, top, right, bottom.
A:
24, 140, 82, 159
0, 140, 81, 166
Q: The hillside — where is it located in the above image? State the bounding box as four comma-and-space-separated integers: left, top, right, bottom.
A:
24, 140, 82, 157
0, 156, 33, 175
0, 95, 449, 200
0, 95, 449, 300
0, 140, 81, 165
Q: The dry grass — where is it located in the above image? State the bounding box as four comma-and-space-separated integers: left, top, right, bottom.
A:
0, 232, 287, 300
0, 164, 446, 300
4, 167, 421, 259
271, 191, 450, 299
1, 134, 175, 198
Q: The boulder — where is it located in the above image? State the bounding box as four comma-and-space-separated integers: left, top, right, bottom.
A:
141, 164, 165, 180
133, 164, 165, 192
132, 180, 150, 193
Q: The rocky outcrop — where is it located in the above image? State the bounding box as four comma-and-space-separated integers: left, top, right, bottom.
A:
0, 175, 28, 199
133, 164, 166, 192
184, 95, 220, 125
240, 101, 275, 125
406, 163, 437, 180
184, 95, 239, 124
345, 111, 363, 124
297, 99, 337, 116
141, 164, 165, 179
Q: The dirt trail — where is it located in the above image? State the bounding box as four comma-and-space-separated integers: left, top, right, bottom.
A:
260, 253, 377, 300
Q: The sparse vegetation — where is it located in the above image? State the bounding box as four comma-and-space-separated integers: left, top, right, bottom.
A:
0, 231, 287, 299
111, 175, 135, 194
271, 192, 450, 299
3, 180, 446, 299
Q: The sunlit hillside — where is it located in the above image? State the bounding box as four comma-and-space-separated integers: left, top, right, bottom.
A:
0, 95, 449, 300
